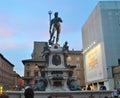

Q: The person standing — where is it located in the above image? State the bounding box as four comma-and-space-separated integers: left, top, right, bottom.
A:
113, 88, 118, 98
24, 88, 34, 98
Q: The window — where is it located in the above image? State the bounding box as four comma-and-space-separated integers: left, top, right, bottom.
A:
76, 56, 80, 61
76, 64, 80, 68
67, 56, 71, 61
26, 72, 30, 77
34, 71, 38, 77
26, 64, 30, 70
116, 81, 120, 88
26, 80, 30, 84
26, 64, 30, 66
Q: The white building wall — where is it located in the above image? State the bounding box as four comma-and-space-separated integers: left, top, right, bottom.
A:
82, 3, 103, 50
101, 1, 120, 66
82, 1, 120, 90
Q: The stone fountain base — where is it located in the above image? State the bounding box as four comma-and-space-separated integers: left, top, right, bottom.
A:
6, 90, 113, 98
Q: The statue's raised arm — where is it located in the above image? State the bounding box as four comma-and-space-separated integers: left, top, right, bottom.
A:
49, 12, 63, 45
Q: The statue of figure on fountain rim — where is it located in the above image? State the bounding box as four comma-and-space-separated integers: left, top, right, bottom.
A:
49, 12, 63, 45
33, 71, 48, 91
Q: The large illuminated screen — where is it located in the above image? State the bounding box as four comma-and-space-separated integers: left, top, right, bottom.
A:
85, 44, 104, 82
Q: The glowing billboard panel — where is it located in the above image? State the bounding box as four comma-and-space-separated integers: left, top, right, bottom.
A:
85, 44, 104, 82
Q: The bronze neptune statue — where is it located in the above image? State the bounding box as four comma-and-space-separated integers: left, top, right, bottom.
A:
49, 11, 63, 45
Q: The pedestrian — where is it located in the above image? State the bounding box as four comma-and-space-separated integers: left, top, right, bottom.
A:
0, 93, 9, 98
24, 88, 34, 98
21, 86, 25, 91
48, 96, 52, 98
87, 85, 91, 90
113, 88, 118, 98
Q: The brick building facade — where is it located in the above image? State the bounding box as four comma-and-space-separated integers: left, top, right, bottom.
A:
67, 50, 85, 87
0, 53, 14, 90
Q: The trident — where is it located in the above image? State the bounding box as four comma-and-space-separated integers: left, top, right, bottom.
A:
48, 10, 52, 35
